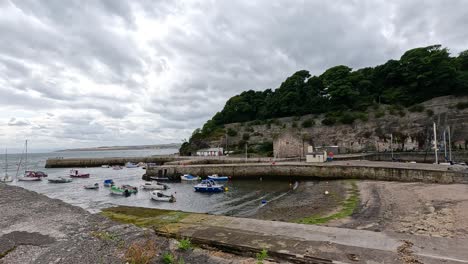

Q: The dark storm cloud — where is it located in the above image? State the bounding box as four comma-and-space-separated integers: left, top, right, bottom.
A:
0, 0, 467, 147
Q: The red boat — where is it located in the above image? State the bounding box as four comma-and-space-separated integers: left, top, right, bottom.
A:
69, 169, 90, 178
25, 171, 48, 178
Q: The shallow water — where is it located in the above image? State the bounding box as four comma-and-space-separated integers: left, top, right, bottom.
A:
7, 166, 293, 215
2, 149, 303, 216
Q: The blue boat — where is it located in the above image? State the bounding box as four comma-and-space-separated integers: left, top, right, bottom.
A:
103, 179, 114, 187
207, 174, 229, 181
194, 180, 225, 193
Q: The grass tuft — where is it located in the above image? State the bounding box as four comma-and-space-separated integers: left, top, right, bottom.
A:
177, 238, 192, 251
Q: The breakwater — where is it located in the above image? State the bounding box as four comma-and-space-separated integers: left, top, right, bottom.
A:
45, 156, 297, 168
146, 160, 468, 184
44, 155, 190, 168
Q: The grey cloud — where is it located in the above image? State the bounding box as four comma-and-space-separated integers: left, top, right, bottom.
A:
1, 0, 467, 148
7, 118, 30, 126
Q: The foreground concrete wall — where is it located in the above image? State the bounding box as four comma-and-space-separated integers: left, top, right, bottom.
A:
146, 162, 468, 184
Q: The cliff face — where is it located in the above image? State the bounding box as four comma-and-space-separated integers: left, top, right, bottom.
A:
213, 96, 468, 154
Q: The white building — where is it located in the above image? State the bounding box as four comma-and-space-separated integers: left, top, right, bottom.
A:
306, 146, 327, 163
196, 147, 224, 156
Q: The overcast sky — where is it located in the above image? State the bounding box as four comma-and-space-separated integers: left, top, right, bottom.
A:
0, 0, 467, 151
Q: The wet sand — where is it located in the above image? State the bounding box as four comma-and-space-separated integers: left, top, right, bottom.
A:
247, 180, 349, 222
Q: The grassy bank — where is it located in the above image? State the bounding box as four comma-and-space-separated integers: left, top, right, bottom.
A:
296, 181, 359, 225
101, 206, 189, 228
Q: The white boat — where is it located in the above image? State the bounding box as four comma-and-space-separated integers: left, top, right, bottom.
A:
101, 165, 110, 168
84, 183, 99, 189
112, 165, 123, 170
207, 174, 229, 181
181, 174, 201, 181
150, 191, 176, 202
1, 149, 13, 183
125, 162, 138, 168
141, 181, 168, 190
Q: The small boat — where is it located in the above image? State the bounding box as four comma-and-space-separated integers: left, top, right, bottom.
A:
101, 165, 110, 168
122, 184, 138, 194
103, 179, 115, 187
48, 177, 72, 183
112, 165, 123, 170
194, 179, 225, 193
150, 191, 176, 202
141, 181, 168, 190
24, 171, 47, 178
125, 162, 138, 168
18, 176, 41, 181
69, 169, 90, 178
207, 174, 229, 181
34, 171, 48, 177
137, 162, 146, 167
84, 183, 99, 189
149, 176, 173, 182
110, 185, 130, 196
181, 174, 201, 181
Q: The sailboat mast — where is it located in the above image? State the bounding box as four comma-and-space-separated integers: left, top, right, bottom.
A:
448, 126, 452, 162
25, 140, 28, 172
433, 122, 438, 164
443, 128, 447, 160
5, 148, 7, 175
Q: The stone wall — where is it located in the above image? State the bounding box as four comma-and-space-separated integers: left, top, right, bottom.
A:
146, 162, 468, 184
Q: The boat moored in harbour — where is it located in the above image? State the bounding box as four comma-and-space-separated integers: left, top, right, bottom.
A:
194, 179, 225, 193
103, 179, 114, 187
207, 174, 229, 181
181, 174, 201, 181
84, 183, 100, 189
141, 181, 168, 190
125, 162, 138, 168
150, 191, 176, 202
69, 169, 90, 178
110, 186, 130, 196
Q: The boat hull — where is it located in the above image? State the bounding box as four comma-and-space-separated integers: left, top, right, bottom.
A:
207, 176, 229, 181
18, 177, 41, 181
70, 174, 90, 178
194, 186, 224, 192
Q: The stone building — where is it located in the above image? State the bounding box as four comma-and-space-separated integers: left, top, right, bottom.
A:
273, 131, 310, 158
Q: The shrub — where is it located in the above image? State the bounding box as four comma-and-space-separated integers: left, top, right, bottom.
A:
245, 126, 254, 132
291, 122, 298, 128
256, 249, 269, 264
408, 104, 425, 112
455, 102, 468, 110
162, 252, 175, 264
301, 118, 314, 128
356, 112, 368, 122
177, 238, 192, 251
374, 110, 385, 118
322, 117, 336, 126
226, 128, 237, 137
339, 112, 356, 124
426, 109, 434, 117
398, 110, 406, 117
293, 116, 301, 121
242, 133, 250, 140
